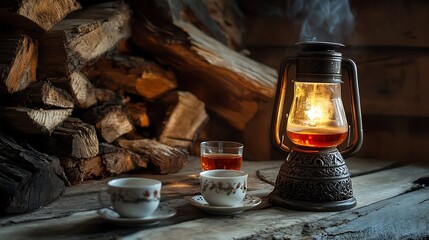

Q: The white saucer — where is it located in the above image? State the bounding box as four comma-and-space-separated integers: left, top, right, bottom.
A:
184, 195, 261, 215
97, 205, 176, 227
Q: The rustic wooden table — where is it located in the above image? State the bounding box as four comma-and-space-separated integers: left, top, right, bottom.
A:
0, 156, 428, 240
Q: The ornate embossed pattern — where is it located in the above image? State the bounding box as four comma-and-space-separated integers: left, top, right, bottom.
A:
111, 189, 160, 203
272, 148, 354, 202
201, 180, 247, 195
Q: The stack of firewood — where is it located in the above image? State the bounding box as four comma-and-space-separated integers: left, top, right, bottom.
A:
0, 0, 277, 214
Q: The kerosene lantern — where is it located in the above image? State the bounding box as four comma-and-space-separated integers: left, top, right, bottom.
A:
270, 41, 363, 211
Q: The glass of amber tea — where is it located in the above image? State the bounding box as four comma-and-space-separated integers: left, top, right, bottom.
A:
200, 141, 243, 171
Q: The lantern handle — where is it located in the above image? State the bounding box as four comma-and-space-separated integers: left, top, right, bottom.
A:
340, 58, 363, 158
271, 57, 296, 154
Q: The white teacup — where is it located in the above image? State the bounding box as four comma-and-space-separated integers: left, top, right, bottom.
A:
98, 177, 161, 218
200, 170, 248, 207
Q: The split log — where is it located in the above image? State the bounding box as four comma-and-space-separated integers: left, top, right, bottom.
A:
68, 71, 97, 108
149, 91, 208, 151
32, 118, 99, 159
0, 135, 65, 215
11, 81, 74, 108
100, 143, 148, 175
84, 54, 177, 100
60, 143, 148, 184
117, 138, 188, 174
0, 107, 73, 134
129, 0, 277, 130
0, 31, 37, 94
37, 1, 131, 77
126, 102, 150, 128
94, 88, 119, 103
60, 156, 103, 185
82, 103, 133, 143
0, 0, 81, 31
51, 71, 97, 109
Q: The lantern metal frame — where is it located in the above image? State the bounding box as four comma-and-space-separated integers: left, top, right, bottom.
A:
270, 41, 363, 211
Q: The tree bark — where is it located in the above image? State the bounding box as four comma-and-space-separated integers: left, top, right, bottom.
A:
0, 31, 37, 94
37, 1, 131, 77
0, 0, 81, 31
0, 134, 66, 215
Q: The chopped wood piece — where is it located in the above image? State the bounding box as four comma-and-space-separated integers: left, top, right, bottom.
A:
51, 71, 97, 109
38, 1, 131, 77
0, 135, 65, 215
69, 71, 97, 108
0, 107, 72, 134
100, 143, 148, 174
12, 81, 74, 108
82, 103, 133, 143
0, 31, 37, 94
149, 91, 208, 151
60, 156, 103, 184
84, 54, 177, 100
0, 0, 81, 31
117, 138, 188, 174
129, 0, 277, 129
126, 102, 150, 128
94, 88, 119, 103
32, 118, 99, 158
60, 143, 149, 184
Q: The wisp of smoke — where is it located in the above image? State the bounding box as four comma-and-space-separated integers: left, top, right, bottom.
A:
287, 0, 355, 42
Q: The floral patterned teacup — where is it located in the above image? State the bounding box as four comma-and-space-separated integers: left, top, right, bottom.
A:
200, 170, 248, 206
98, 178, 161, 218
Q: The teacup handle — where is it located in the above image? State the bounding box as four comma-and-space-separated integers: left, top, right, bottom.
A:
98, 187, 112, 209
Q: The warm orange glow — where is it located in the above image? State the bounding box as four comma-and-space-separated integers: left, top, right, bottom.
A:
287, 131, 347, 148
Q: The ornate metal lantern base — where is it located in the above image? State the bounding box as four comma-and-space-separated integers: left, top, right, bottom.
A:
269, 147, 356, 211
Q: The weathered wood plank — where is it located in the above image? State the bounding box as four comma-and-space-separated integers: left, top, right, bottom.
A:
122, 165, 429, 240
243, 187, 429, 240
0, 160, 427, 240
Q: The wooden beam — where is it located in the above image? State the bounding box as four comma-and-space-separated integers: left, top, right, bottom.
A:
129, 0, 277, 130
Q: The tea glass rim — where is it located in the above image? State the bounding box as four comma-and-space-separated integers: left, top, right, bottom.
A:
107, 177, 161, 189
200, 141, 244, 150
